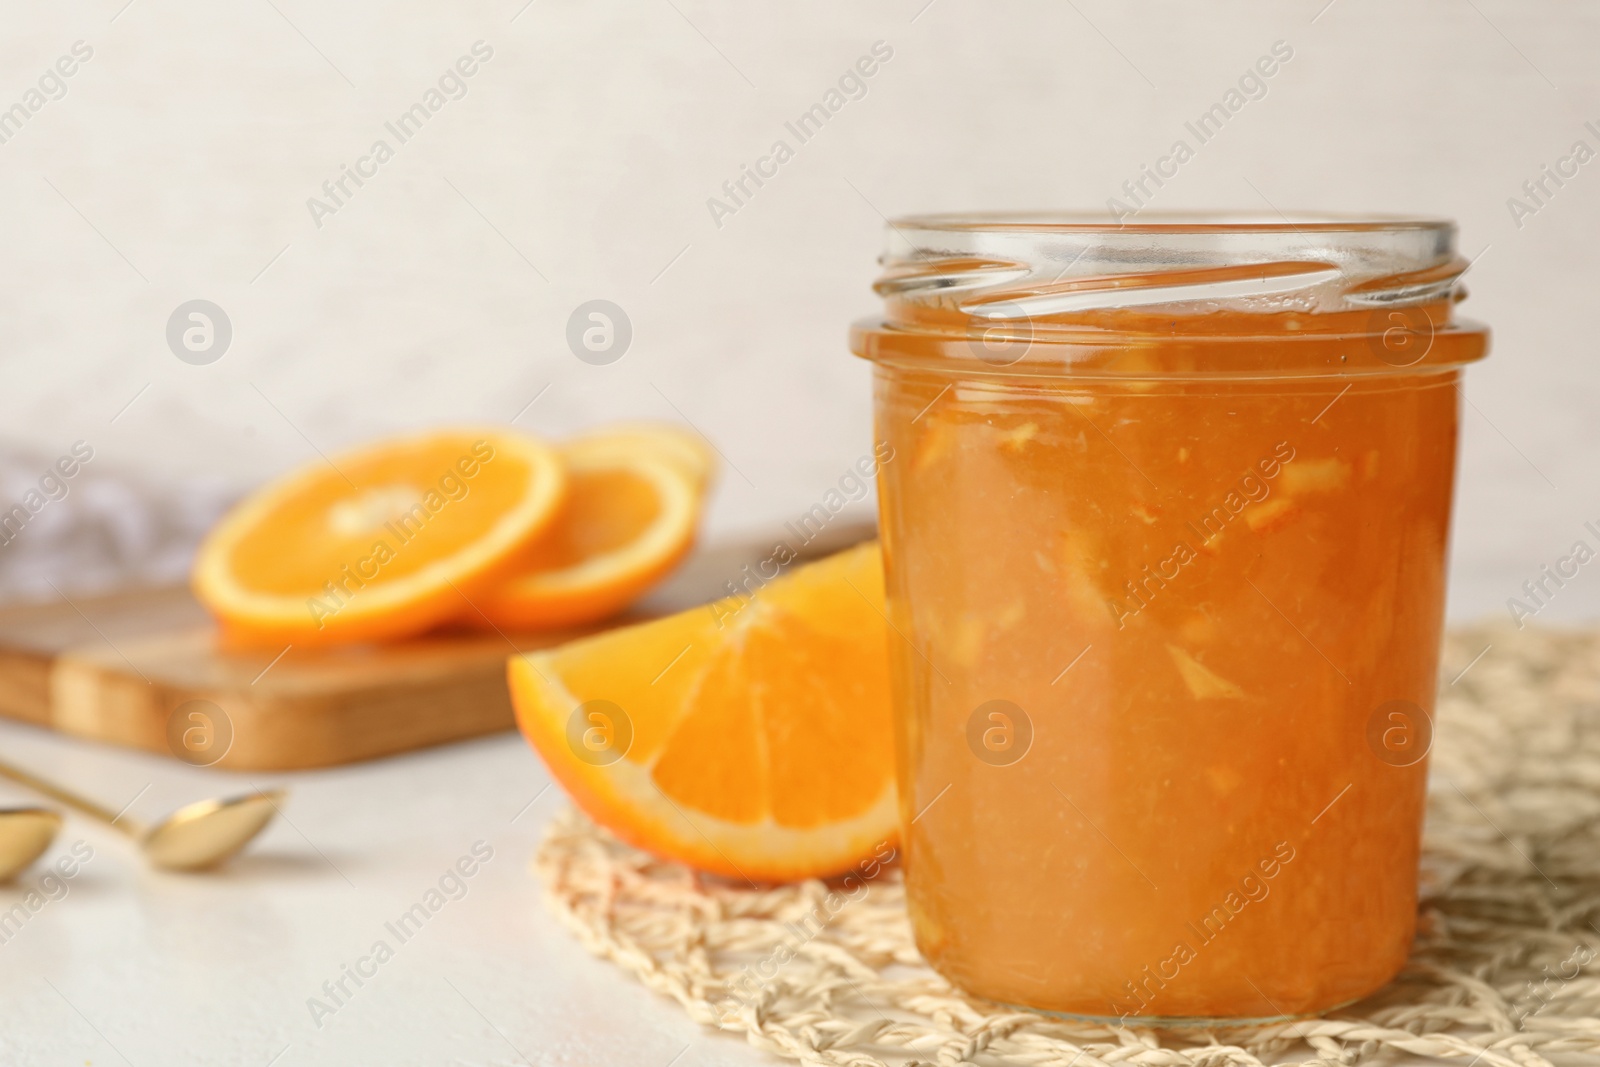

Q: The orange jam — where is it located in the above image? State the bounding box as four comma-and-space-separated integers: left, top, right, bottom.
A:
851, 216, 1488, 1021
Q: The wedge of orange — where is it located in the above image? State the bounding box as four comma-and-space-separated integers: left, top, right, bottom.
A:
194, 428, 565, 645
508, 540, 896, 881
470, 432, 706, 630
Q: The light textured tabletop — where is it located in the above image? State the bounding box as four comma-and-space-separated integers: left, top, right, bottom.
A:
0, 717, 760, 1067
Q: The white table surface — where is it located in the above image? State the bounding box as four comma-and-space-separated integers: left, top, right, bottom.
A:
0, 717, 761, 1067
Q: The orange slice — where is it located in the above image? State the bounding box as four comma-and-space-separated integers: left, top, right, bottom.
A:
508, 540, 896, 881
471, 435, 704, 630
194, 428, 565, 645
566, 422, 717, 492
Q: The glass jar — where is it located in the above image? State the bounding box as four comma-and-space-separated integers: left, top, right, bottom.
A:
850, 215, 1488, 1022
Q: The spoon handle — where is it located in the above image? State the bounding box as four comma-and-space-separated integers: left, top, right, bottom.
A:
0, 757, 135, 835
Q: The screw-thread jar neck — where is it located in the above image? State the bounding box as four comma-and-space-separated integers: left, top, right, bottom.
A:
851, 214, 1489, 378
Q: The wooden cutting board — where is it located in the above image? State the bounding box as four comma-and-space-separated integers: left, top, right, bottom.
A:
0, 523, 874, 771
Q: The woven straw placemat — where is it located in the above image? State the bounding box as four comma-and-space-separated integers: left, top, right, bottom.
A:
536, 624, 1600, 1067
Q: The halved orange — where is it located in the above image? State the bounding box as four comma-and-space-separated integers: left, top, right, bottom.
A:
194, 428, 565, 645
471, 434, 704, 630
565, 422, 717, 492
508, 540, 896, 882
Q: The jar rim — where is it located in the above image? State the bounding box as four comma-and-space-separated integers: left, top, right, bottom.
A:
874, 211, 1471, 323
857, 212, 1488, 377
888, 212, 1455, 236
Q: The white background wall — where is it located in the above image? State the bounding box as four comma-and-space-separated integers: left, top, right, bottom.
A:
0, 0, 1596, 623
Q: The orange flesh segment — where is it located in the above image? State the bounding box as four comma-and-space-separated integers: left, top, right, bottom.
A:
514, 467, 662, 572
229, 445, 535, 592
476, 440, 702, 629
193, 429, 565, 645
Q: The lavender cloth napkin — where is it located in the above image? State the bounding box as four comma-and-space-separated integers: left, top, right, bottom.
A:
0, 442, 235, 604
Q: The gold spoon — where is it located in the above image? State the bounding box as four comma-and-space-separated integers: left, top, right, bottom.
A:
0, 757, 283, 871
0, 807, 62, 882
